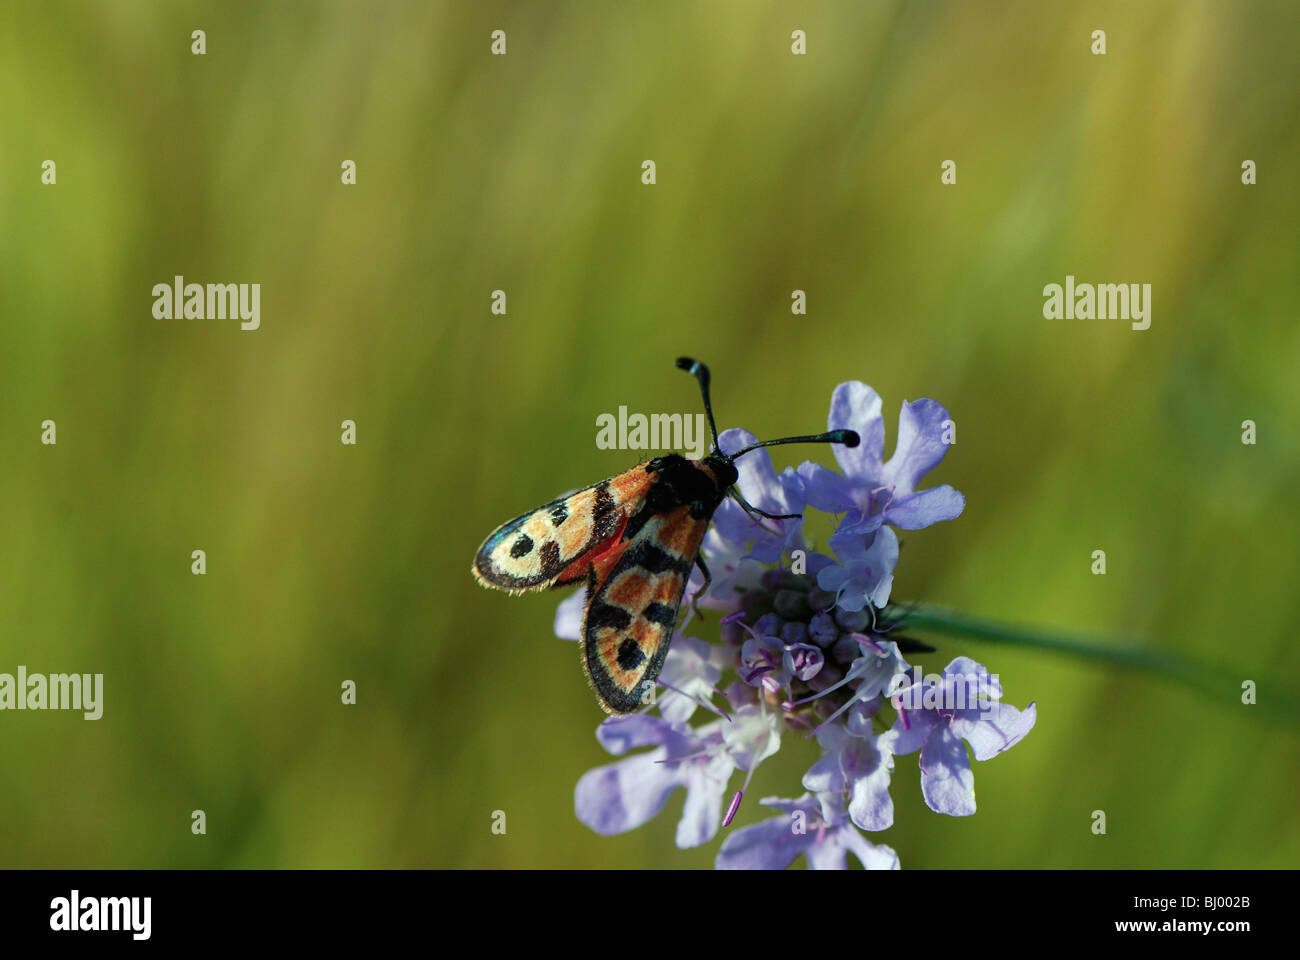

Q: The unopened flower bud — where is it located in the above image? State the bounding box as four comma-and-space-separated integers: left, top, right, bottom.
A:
834, 606, 870, 632
780, 622, 809, 647
773, 589, 810, 620
809, 611, 839, 647
806, 587, 837, 611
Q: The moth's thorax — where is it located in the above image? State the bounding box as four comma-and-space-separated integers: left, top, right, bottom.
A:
643, 453, 734, 519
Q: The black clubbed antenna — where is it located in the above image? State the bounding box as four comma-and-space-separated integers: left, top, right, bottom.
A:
728, 429, 859, 460
673, 357, 859, 527
675, 357, 859, 459
675, 357, 721, 453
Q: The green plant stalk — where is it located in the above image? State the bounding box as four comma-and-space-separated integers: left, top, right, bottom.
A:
880, 603, 1298, 723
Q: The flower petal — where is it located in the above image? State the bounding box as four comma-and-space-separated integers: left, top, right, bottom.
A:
553, 588, 586, 641
828, 508, 884, 546
722, 705, 782, 770
952, 701, 1037, 762
674, 754, 732, 848
885, 484, 965, 530
779, 467, 807, 514
863, 526, 899, 607
802, 836, 852, 870
594, 714, 679, 755
796, 461, 859, 514
816, 565, 850, 592
714, 814, 808, 870
697, 528, 764, 610
827, 382, 885, 481
941, 656, 995, 687
834, 586, 869, 613
711, 500, 801, 564
890, 702, 941, 755
574, 749, 684, 836
720, 428, 784, 514
711, 498, 758, 545
657, 634, 723, 726
801, 753, 843, 796
836, 833, 901, 870
802, 725, 850, 794
847, 640, 910, 705
844, 737, 895, 832
918, 726, 977, 816
882, 398, 954, 495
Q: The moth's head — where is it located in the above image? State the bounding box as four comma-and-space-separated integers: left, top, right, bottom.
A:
701, 453, 739, 489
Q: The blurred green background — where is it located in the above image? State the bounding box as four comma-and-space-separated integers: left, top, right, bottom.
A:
1, 0, 1297, 869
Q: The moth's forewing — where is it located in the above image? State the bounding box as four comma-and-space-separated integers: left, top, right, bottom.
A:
472, 467, 655, 592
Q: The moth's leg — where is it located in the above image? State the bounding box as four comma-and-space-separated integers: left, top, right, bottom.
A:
731, 490, 802, 525
690, 554, 712, 619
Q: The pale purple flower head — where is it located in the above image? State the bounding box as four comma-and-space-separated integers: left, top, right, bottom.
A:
555, 378, 1035, 868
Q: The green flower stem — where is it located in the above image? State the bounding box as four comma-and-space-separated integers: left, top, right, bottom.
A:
880, 603, 1298, 723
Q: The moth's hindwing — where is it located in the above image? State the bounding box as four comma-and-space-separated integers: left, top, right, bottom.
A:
581, 505, 710, 714
472, 467, 656, 593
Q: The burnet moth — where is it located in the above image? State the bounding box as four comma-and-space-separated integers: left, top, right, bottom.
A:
472, 358, 859, 713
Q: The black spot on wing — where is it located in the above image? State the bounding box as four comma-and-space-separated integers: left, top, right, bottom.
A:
642, 601, 677, 627
592, 482, 618, 539
635, 543, 679, 575
549, 503, 568, 526
616, 638, 645, 671
588, 601, 632, 633
538, 540, 562, 575
510, 534, 534, 558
